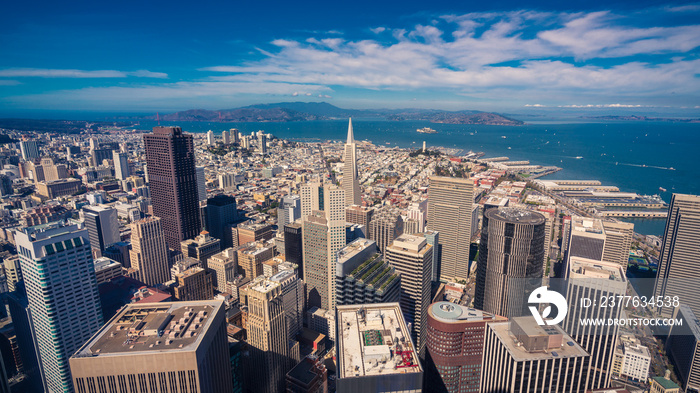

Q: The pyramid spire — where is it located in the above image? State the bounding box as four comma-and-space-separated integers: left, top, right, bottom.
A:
347, 117, 354, 144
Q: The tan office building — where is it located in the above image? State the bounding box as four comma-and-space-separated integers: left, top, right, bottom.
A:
427, 176, 473, 282
70, 301, 232, 393
130, 217, 170, 286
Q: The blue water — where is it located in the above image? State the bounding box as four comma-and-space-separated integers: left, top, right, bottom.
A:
135, 119, 700, 236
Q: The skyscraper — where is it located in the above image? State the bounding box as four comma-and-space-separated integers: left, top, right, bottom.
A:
130, 217, 171, 286
342, 118, 361, 206
242, 277, 296, 393
302, 184, 345, 310
196, 166, 207, 202
14, 222, 103, 393
69, 301, 233, 393
222, 129, 230, 144
335, 238, 401, 306
368, 205, 403, 256
565, 258, 626, 390
19, 140, 39, 161
425, 302, 506, 393
82, 205, 120, 256
345, 204, 373, 227
385, 233, 433, 357
335, 303, 423, 393
284, 222, 303, 276
474, 208, 546, 319
205, 194, 238, 248
269, 269, 304, 341
112, 150, 129, 180
565, 216, 634, 273
143, 126, 201, 250
427, 176, 474, 282
480, 317, 590, 393
277, 195, 301, 228
653, 194, 700, 317
666, 305, 700, 392
207, 129, 215, 145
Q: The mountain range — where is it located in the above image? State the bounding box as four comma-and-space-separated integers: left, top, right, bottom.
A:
150, 102, 523, 125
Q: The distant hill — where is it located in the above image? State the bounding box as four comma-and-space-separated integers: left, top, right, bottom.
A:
581, 115, 700, 123
154, 102, 523, 125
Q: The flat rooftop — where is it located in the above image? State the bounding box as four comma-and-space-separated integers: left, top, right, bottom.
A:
73, 301, 222, 357
337, 303, 422, 379
485, 207, 545, 225
337, 238, 375, 264
490, 320, 588, 361
569, 257, 626, 282
390, 234, 427, 252
571, 216, 605, 234
429, 302, 504, 324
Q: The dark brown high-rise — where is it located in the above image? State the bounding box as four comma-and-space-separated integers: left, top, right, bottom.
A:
144, 126, 201, 250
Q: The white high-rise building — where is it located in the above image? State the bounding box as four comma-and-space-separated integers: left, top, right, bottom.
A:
222, 129, 230, 144
342, 118, 361, 206
218, 172, 239, 191
19, 140, 40, 160
14, 222, 103, 393
277, 195, 301, 228
112, 150, 129, 180
207, 130, 215, 145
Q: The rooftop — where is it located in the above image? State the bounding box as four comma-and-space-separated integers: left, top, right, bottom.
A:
568, 257, 626, 282
571, 216, 605, 234
428, 302, 504, 324
337, 238, 376, 265
337, 303, 422, 379
73, 301, 222, 357
389, 234, 427, 252
489, 318, 588, 361
652, 376, 680, 389
287, 356, 324, 386
485, 207, 546, 225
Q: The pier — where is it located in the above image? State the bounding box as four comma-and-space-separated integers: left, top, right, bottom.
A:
599, 211, 668, 218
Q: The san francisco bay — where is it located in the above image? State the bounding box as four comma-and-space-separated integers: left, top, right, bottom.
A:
136, 119, 700, 236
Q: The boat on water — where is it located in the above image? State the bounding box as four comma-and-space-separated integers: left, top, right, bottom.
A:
669, 167, 675, 170
659, 187, 667, 192
575, 156, 583, 159
417, 127, 437, 134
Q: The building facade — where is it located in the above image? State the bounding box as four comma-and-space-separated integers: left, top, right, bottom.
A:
384, 234, 433, 357
427, 176, 473, 282
15, 222, 104, 393
342, 118, 361, 206
143, 126, 201, 249
425, 302, 507, 393
129, 217, 171, 286
653, 194, 700, 317
70, 301, 233, 393
474, 208, 546, 319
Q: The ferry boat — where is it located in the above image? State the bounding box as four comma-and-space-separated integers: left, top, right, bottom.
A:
659, 187, 667, 192
417, 127, 437, 134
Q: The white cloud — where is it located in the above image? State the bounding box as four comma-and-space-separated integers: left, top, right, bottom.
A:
7, 7, 700, 110
0, 68, 168, 78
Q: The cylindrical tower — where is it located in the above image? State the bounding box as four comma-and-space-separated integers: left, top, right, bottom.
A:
474, 207, 546, 318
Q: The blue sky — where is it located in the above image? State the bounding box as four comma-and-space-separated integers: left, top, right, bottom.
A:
1, 0, 700, 116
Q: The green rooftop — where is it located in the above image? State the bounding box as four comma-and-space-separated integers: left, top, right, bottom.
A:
652, 376, 680, 390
